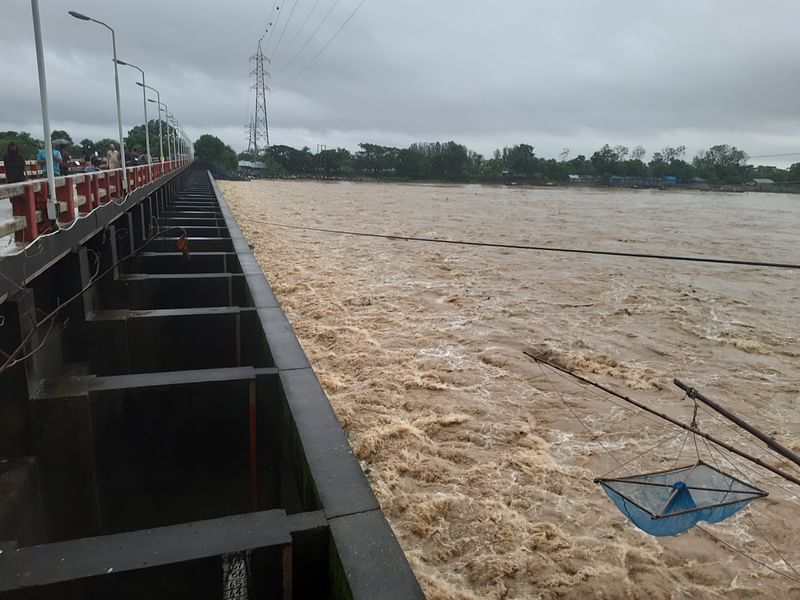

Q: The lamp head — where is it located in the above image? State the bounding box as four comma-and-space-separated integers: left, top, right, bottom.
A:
68, 10, 91, 20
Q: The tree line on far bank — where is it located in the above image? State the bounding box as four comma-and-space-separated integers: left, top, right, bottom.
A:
233, 140, 799, 185
10, 126, 792, 186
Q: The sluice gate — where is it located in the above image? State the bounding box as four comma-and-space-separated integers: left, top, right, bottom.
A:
0, 166, 422, 599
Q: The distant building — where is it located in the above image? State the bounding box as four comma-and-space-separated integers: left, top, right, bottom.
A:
238, 160, 266, 170
662, 175, 677, 186
751, 178, 775, 190
609, 175, 653, 187
688, 177, 709, 190
568, 174, 596, 184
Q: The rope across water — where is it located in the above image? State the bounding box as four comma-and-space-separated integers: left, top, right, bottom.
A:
241, 218, 800, 270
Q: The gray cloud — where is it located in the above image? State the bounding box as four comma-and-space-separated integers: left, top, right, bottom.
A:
3, 0, 800, 164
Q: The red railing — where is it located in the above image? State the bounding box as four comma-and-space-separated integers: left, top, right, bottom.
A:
0, 160, 187, 245
0, 160, 44, 183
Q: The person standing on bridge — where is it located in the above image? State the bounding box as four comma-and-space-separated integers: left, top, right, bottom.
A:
106, 144, 121, 170
37, 144, 61, 177
2, 142, 26, 183
57, 143, 72, 176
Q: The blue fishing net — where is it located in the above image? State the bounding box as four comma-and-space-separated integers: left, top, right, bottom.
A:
597, 461, 767, 536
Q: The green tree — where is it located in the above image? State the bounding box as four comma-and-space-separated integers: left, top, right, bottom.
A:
538, 158, 566, 182
480, 157, 504, 178
314, 148, 352, 176
125, 120, 165, 158
396, 146, 430, 179
566, 154, 592, 176
354, 143, 399, 175
262, 154, 287, 176
77, 138, 96, 159
50, 129, 72, 143
622, 159, 647, 177
430, 141, 469, 179
590, 144, 621, 178
669, 159, 695, 182
504, 144, 536, 176
0, 131, 41, 159
264, 145, 314, 174
94, 138, 119, 157
661, 145, 686, 162
194, 134, 237, 171
465, 150, 483, 178
613, 145, 629, 161
693, 144, 749, 183
648, 146, 694, 180
752, 165, 788, 183
630, 145, 646, 161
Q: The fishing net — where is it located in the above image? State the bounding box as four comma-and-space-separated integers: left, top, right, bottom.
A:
596, 461, 767, 536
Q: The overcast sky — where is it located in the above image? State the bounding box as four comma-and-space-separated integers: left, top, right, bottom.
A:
3, 0, 800, 165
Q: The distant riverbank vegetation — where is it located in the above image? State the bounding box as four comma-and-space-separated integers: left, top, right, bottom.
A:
7, 127, 796, 188
234, 141, 800, 188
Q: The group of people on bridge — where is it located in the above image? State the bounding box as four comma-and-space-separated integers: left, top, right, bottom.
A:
1, 140, 153, 184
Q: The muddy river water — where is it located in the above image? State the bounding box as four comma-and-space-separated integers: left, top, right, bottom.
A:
220, 180, 799, 599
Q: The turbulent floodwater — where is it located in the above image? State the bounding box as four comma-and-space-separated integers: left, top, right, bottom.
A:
220, 180, 800, 599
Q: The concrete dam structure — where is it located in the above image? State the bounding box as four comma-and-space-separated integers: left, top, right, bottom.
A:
0, 163, 422, 598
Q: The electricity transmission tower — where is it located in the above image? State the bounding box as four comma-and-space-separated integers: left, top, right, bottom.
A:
246, 40, 270, 160
245, 115, 255, 159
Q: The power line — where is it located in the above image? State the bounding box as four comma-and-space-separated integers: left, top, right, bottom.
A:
269, 0, 300, 57
243, 61, 253, 151
264, 3, 284, 50
258, 1, 280, 44
281, 0, 341, 73
272, 0, 323, 63
290, 0, 369, 80
240, 218, 800, 270
748, 152, 800, 159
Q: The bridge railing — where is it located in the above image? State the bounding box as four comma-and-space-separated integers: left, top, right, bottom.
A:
0, 160, 187, 247
0, 160, 47, 183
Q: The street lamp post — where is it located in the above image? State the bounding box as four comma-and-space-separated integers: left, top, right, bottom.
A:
31, 0, 57, 215
165, 110, 174, 162
141, 86, 164, 163
116, 59, 152, 179
172, 119, 180, 161
68, 10, 127, 191
167, 112, 177, 163
149, 99, 172, 162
